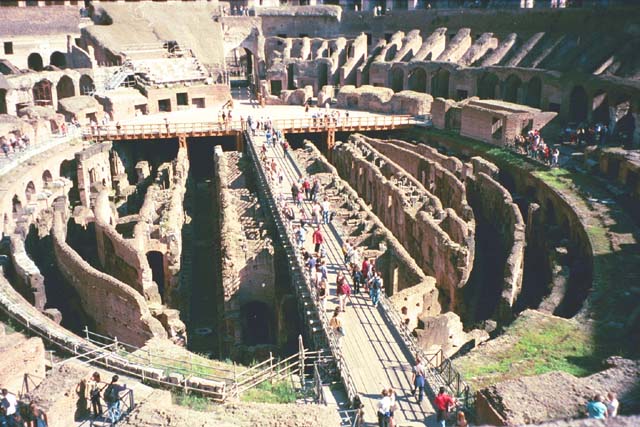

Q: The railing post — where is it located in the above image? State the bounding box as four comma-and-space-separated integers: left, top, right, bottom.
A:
84, 325, 89, 340
298, 334, 305, 389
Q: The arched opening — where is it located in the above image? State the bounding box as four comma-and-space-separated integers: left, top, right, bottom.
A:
146, 251, 165, 303
407, 68, 427, 93
49, 51, 66, 69
592, 90, 610, 125
225, 46, 254, 89
287, 63, 296, 90
391, 67, 404, 93
524, 77, 541, 108
241, 301, 273, 346
504, 74, 522, 103
32, 79, 53, 106
477, 72, 499, 99
430, 68, 450, 99
42, 170, 53, 187
318, 62, 329, 89
0, 89, 7, 114
384, 44, 398, 62
25, 181, 36, 202
569, 85, 588, 124
79, 75, 95, 96
27, 53, 43, 71
613, 98, 635, 147
12, 195, 22, 216
56, 75, 75, 100
88, 167, 98, 187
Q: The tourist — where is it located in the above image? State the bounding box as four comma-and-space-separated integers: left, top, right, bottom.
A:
377, 389, 391, 427
456, 410, 469, 427
28, 402, 48, 427
87, 372, 103, 418
434, 386, 456, 427
551, 148, 560, 167
104, 375, 127, 425
321, 197, 331, 224
302, 177, 311, 201
306, 254, 317, 278
317, 278, 327, 311
587, 394, 607, 419
319, 260, 328, 282
312, 201, 322, 225
295, 224, 306, 249
329, 307, 344, 346
388, 388, 398, 427
1, 138, 11, 158
606, 392, 619, 417
410, 357, 426, 403
1, 389, 18, 426
369, 270, 383, 307
351, 264, 363, 295
291, 182, 300, 204
336, 271, 351, 312
312, 226, 324, 253
342, 241, 352, 264
311, 178, 321, 202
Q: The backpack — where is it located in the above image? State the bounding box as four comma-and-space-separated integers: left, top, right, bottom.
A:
104, 384, 119, 404
371, 277, 381, 291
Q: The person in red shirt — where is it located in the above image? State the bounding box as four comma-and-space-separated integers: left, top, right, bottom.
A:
336, 271, 351, 312
312, 227, 324, 253
434, 387, 456, 427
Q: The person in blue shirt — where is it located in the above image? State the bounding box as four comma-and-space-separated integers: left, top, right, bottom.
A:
587, 394, 608, 419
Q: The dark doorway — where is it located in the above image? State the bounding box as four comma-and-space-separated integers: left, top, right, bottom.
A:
56, 75, 75, 100
27, 53, 43, 71
477, 72, 499, 99
430, 68, 450, 98
50, 51, 66, 69
318, 62, 329, 89
241, 301, 273, 345
592, 91, 609, 125
79, 74, 95, 95
524, 77, 541, 108
407, 68, 426, 93
504, 74, 522, 103
270, 80, 282, 96
146, 251, 165, 303
287, 63, 296, 90
569, 85, 588, 123
32, 79, 53, 106
391, 68, 404, 93
0, 89, 6, 114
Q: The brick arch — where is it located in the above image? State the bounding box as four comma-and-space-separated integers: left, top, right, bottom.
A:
56, 75, 76, 100
28, 52, 43, 71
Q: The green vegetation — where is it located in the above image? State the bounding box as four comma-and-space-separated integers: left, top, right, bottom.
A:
455, 312, 602, 390
240, 379, 298, 404
172, 391, 214, 411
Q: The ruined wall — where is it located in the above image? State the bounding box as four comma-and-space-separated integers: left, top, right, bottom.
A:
332, 135, 473, 312
361, 136, 472, 221
76, 142, 112, 208
9, 235, 46, 311
52, 211, 166, 347
466, 171, 526, 322
336, 85, 432, 115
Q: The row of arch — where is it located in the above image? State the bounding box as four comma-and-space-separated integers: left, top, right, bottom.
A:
11, 170, 54, 216
27, 51, 67, 72
30, 75, 94, 107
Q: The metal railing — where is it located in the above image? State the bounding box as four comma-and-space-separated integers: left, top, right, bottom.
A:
82, 115, 419, 142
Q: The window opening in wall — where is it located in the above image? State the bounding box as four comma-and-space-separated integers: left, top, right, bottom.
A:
192, 98, 205, 109
366, 33, 372, 45
456, 89, 468, 100
3, 42, 13, 55
158, 98, 171, 112
176, 92, 188, 106
492, 117, 503, 140
270, 80, 282, 96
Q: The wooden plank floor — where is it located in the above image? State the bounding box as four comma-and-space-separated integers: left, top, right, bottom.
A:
252, 136, 438, 426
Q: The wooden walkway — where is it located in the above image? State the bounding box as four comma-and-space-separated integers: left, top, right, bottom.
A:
250, 134, 438, 426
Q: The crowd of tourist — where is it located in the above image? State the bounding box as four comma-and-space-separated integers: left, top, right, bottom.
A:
512, 129, 560, 167
76, 373, 129, 425
0, 134, 30, 159
0, 389, 48, 427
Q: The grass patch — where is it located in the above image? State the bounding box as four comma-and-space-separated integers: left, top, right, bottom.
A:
172, 391, 213, 411
455, 312, 601, 390
534, 168, 573, 191
240, 379, 298, 404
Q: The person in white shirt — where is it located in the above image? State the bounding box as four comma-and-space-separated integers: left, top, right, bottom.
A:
606, 392, 620, 417
1, 388, 18, 419
377, 389, 391, 427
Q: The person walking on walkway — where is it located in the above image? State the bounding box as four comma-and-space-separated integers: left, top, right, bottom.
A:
104, 375, 127, 425
388, 387, 398, 427
302, 177, 311, 201
87, 372, 104, 418
312, 226, 324, 253
329, 307, 344, 347
321, 197, 331, 224
317, 278, 327, 311
336, 271, 351, 312
311, 178, 321, 202
411, 358, 426, 404
351, 264, 363, 295
369, 270, 383, 307
377, 389, 392, 427
434, 386, 456, 427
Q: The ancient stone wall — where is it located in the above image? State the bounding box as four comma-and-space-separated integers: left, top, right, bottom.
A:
75, 142, 113, 208
332, 135, 473, 311
9, 235, 46, 311
466, 171, 526, 322
336, 85, 432, 115
0, 332, 45, 397
52, 210, 166, 347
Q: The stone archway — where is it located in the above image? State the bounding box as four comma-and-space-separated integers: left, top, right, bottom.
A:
56, 75, 75, 100
430, 68, 450, 99
28, 53, 43, 71
42, 170, 53, 188
25, 181, 36, 202
504, 74, 522, 103
391, 67, 404, 93
407, 68, 426, 93
33, 79, 53, 106
79, 75, 95, 96
477, 72, 499, 99
0, 89, 6, 114
569, 85, 588, 123
524, 77, 541, 108
50, 51, 66, 69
